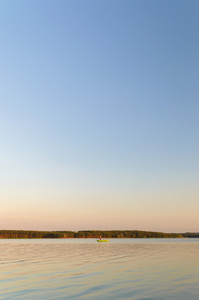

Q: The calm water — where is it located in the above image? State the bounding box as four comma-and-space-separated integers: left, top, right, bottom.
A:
0, 239, 199, 299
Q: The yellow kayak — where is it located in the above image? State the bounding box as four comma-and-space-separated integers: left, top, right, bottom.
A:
97, 239, 109, 242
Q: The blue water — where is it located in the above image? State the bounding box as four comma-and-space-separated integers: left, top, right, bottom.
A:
0, 239, 199, 299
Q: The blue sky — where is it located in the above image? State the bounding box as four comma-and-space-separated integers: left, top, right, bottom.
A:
0, 0, 199, 232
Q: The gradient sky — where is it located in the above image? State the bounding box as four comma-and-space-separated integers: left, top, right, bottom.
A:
0, 0, 199, 232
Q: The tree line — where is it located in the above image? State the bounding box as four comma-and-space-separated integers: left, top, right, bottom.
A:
0, 230, 185, 239
0, 230, 74, 239
182, 232, 199, 238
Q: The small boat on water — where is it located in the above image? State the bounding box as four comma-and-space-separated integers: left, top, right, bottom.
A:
97, 239, 109, 242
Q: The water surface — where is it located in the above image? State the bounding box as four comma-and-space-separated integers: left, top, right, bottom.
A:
1, 239, 199, 299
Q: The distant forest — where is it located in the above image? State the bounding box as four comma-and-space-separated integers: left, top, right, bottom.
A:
0, 230, 197, 239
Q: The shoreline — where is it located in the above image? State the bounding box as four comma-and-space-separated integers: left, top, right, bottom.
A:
0, 230, 198, 239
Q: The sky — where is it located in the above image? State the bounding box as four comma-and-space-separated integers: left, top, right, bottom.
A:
0, 0, 199, 232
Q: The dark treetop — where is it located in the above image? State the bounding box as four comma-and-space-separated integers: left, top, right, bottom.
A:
0, 230, 194, 239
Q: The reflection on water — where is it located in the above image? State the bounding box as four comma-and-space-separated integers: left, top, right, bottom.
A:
0, 239, 199, 299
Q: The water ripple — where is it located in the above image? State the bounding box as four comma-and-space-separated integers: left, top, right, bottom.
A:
0, 239, 199, 299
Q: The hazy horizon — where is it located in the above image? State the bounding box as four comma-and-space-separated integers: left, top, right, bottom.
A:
1, 0, 199, 232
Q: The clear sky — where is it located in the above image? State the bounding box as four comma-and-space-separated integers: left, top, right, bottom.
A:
0, 0, 198, 232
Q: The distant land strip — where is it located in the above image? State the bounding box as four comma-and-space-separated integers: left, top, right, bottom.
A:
0, 230, 199, 239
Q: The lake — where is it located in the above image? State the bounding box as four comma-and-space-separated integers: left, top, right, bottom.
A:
0, 239, 199, 299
